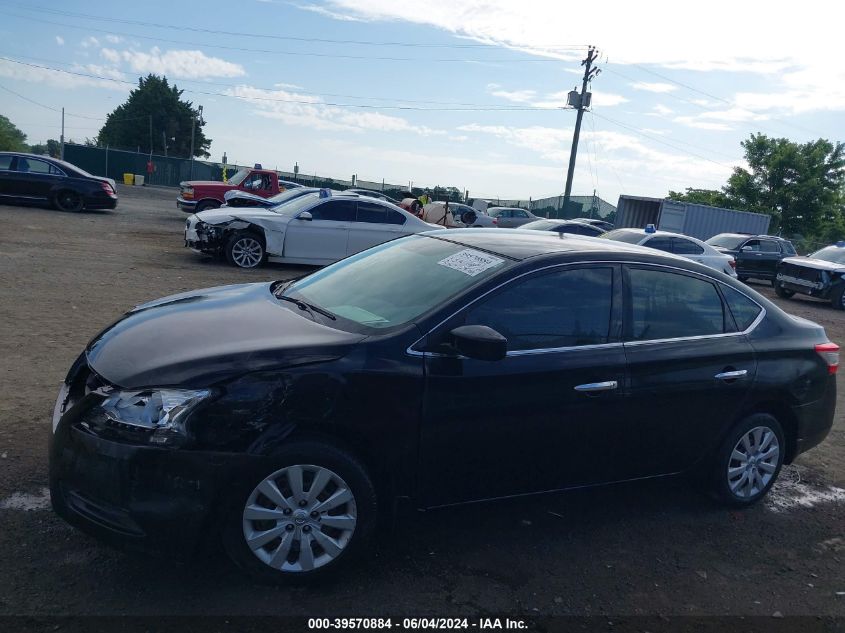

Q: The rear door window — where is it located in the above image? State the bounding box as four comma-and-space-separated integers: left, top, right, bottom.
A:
643, 237, 674, 253
627, 267, 727, 341
759, 240, 780, 253
671, 237, 705, 255
0, 155, 13, 170
356, 201, 387, 223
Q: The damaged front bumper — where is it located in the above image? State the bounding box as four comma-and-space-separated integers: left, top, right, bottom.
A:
184, 216, 226, 255
48, 363, 252, 559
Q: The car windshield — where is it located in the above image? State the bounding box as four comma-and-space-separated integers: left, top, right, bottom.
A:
601, 229, 645, 244
706, 235, 747, 249
521, 220, 557, 231
285, 235, 511, 329
227, 168, 250, 186
809, 246, 845, 264
271, 191, 321, 215
267, 188, 310, 209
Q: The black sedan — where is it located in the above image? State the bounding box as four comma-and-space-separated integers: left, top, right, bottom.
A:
0, 152, 118, 211
518, 218, 604, 237
706, 233, 796, 283
50, 230, 837, 581
776, 242, 845, 309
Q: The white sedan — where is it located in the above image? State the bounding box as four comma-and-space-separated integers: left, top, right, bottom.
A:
185, 190, 439, 268
601, 227, 737, 277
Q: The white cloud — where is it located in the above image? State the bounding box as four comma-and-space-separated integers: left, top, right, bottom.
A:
673, 117, 733, 132
105, 34, 122, 44
646, 104, 674, 117
294, 3, 370, 21
55, 36, 64, 46
486, 83, 537, 103
226, 84, 446, 136
100, 48, 121, 63
631, 82, 676, 93
119, 47, 246, 79
0, 57, 125, 92
80, 36, 99, 48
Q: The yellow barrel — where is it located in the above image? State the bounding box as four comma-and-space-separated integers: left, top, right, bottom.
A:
123, 173, 134, 185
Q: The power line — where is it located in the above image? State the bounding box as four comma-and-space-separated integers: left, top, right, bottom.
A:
0, 83, 59, 111
1, 1, 588, 50
2, 11, 583, 64
0, 57, 568, 111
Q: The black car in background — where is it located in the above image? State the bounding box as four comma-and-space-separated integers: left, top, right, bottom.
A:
573, 217, 614, 232
776, 243, 845, 309
50, 230, 837, 581
0, 152, 118, 212
518, 219, 605, 237
706, 233, 796, 283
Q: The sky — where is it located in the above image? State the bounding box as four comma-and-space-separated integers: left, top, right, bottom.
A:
0, 0, 843, 204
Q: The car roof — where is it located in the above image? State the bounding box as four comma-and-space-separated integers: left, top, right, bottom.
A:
421, 228, 694, 262
610, 227, 703, 241
0, 151, 57, 160
711, 232, 789, 241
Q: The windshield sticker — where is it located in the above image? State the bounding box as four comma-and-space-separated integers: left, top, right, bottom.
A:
438, 249, 504, 277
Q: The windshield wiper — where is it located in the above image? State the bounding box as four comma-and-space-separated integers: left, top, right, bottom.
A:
276, 295, 336, 320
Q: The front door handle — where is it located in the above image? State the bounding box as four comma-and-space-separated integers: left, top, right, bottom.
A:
574, 380, 618, 392
714, 370, 748, 381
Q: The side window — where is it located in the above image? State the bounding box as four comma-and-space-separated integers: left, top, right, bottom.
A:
310, 199, 356, 222
0, 155, 14, 170
782, 241, 796, 255
385, 209, 406, 225
759, 240, 780, 253
722, 285, 763, 331
628, 268, 726, 341
16, 157, 54, 174
514, 209, 528, 218
464, 267, 614, 351
356, 201, 387, 223
743, 239, 761, 252
644, 237, 674, 253
671, 237, 705, 255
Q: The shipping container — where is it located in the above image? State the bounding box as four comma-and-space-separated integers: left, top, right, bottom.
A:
614, 195, 771, 240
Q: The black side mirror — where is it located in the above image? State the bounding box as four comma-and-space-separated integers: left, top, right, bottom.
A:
450, 325, 507, 361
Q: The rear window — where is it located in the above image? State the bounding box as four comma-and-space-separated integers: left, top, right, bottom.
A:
722, 285, 763, 331
706, 234, 746, 249
602, 230, 645, 244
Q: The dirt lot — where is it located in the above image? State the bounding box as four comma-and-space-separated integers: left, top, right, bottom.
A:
0, 184, 843, 618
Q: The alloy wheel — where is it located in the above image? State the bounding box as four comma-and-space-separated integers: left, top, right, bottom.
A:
242, 464, 357, 573
727, 426, 780, 499
231, 237, 264, 268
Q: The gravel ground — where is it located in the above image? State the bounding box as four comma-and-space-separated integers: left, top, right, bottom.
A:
0, 185, 843, 618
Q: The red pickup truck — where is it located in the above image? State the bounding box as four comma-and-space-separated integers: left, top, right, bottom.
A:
177, 166, 301, 213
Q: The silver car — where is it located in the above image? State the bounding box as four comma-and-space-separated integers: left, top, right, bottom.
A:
487, 207, 540, 227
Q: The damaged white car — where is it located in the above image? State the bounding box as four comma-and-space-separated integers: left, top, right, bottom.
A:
184, 189, 439, 268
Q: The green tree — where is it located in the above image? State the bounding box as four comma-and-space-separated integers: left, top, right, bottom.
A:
667, 187, 729, 208
29, 138, 60, 157
0, 114, 28, 151
96, 74, 210, 157
723, 134, 845, 235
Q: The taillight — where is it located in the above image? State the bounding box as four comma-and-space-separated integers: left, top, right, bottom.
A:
729, 259, 736, 269
100, 182, 115, 196
492, 218, 498, 225
815, 342, 840, 374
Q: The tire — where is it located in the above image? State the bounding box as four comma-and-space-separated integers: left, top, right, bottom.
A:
708, 413, 785, 507
195, 200, 221, 213
225, 231, 266, 269
774, 280, 794, 299
830, 285, 845, 310
53, 190, 84, 212
222, 442, 377, 583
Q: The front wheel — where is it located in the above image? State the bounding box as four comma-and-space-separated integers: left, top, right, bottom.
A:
774, 280, 794, 299
708, 414, 785, 507
222, 442, 377, 582
195, 200, 221, 213
225, 232, 266, 269
54, 190, 83, 212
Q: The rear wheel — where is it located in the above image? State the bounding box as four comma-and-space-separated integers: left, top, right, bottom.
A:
225, 232, 266, 269
222, 442, 377, 582
709, 414, 784, 507
774, 280, 794, 299
54, 190, 83, 212
195, 200, 221, 213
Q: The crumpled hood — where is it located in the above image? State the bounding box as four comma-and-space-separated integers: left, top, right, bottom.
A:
781, 256, 845, 273
85, 282, 365, 388
195, 207, 283, 225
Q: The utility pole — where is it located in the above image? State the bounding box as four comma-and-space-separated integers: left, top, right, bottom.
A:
60, 107, 65, 160
162, 130, 168, 157
563, 46, 600, 211
189, 104, 203, 179
148, 114, 153, 158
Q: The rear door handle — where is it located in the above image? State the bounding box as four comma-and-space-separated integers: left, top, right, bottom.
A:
574, 380, 618, 392
714, 370, 748, 381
